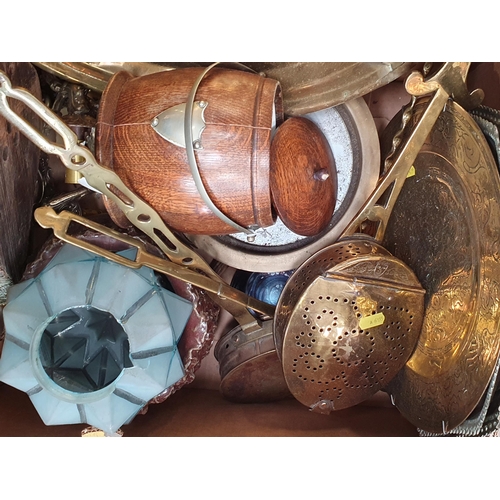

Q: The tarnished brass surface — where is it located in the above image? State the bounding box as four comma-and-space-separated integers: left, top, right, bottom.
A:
35, 62, 414, 116
244, 62, 416, 115
33, 62, 178, 92
273, 64, 477, 413
215, 321, 290, 403
274, 238, 425, 411
383, 99, 500, 433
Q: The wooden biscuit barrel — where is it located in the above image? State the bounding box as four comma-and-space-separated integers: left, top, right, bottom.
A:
95, 67, 283, 234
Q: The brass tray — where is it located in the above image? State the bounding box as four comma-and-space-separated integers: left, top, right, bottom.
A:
36, 62, 415, 115
243, 62, 416, 115
382, 98, 500, 434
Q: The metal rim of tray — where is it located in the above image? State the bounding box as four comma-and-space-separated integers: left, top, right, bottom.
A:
382, 98, 500, 434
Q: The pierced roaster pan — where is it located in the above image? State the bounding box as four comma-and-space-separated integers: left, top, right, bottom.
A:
382, 98, 500, 434
274, 237, 425, 412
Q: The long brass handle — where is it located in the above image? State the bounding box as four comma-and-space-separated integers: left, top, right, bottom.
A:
0, 71, 215, 277
341, 62, 482, 242
0, 69, 265, 328
34, 206, 276, 318
341, 86, 449, 241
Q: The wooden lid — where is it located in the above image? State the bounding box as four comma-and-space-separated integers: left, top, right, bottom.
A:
270, 117, 337, 236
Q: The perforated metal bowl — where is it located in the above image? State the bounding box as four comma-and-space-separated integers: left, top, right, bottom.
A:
274, 236, 425, 412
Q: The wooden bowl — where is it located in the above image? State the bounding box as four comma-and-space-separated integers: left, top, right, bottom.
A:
270, 117, 337, 236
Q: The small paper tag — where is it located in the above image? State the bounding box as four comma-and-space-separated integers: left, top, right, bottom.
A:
407, 165, 416, 178
81, 430, 106, 438
81, 426, 123, 437
359, 312, 385, 330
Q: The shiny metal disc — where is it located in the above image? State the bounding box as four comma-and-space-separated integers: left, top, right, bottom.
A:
383, 99, 500, 434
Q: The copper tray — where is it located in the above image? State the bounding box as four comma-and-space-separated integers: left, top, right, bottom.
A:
382, 98, 500, 434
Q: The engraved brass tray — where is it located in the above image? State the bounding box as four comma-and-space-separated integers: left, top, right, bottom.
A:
383, 98, 500, 434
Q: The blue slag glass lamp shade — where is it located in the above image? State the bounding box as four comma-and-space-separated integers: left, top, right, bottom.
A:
0, 244, 193, 434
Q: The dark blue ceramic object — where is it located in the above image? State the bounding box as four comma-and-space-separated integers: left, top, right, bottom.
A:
245, 270, 294, 306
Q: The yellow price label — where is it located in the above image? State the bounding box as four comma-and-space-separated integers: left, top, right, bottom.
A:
81, 430, 106, 437
359, 312, 385, 330
406, 165, 416, 178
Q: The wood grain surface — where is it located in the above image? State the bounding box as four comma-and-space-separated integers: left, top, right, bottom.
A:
96, 67, 283, 234
270, 117, 337, 236
0, 62, 41, 283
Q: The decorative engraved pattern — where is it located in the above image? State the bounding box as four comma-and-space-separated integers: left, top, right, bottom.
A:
335, 255, 421, 286
384, 99, 500, 433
